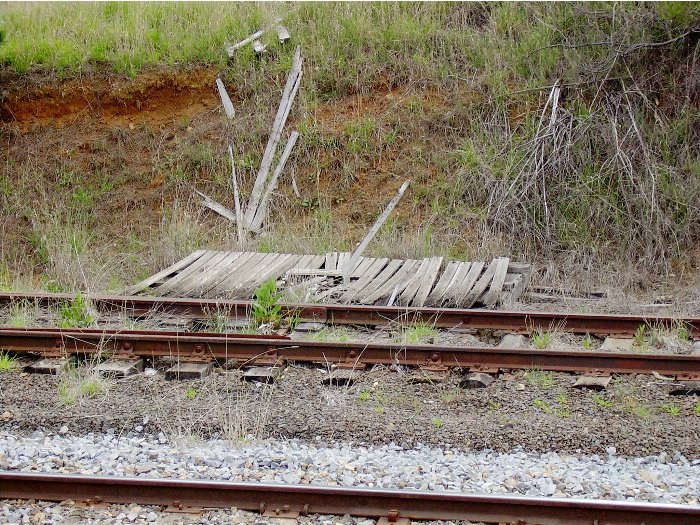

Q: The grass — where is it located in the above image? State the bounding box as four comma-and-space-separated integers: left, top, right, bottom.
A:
531, 331, 552, 349
309, 327, 350, 343
58, 367, 111, 405
591, 394, 614, 409
396, 323, 438, 345
2, 3, 700, 294
0, 352, 16, 372
251, 279, 282, 328
524, 369, 556, 389
4, 300, 38, 327
57, 292, 95, 328
184, 386, 198, 400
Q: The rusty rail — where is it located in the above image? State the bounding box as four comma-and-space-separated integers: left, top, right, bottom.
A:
1, 472, 698, 525
2, 327, 700, 377
0, 291, 699, 336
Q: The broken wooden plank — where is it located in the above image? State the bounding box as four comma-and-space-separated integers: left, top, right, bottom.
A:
426, 261, 460, 305
216, 78, 235, 120
461, 259, 499, 308
244, 47, 302, 228
179, 251, 244, 297
150, 251, 221, 295
480, 256, 510, 307
442, 262, 475, 306
226, 29, 265, 56
252, 39, 267, 55
353, 259, 404, 304
124, 250, 206, 295
573, 375, 612, 390
195, 252, 258, 296
340, 257, 389, 302
208, 252, 269, 295
228, 145, 244, 248
276, 25, 290, 43
397, 258, 431, 306
325, 252, 338, 271
249, 131, 300, 230
159, 251, 233, 297
411, 256, 443, 307
342, 180, 410, 283
362, 259, 420, 304
196, 190, 238, 223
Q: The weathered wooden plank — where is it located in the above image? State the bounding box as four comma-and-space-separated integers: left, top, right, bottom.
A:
196, 251, 258, 296
451, 261, 485, 307
152, 251, 222, 295
224, 253, 283, 298
325, 252, 338, 271
243, 254, 304, 295
349, 257, 372, 279
125, 250, 206, 295
226, 29, 265, 55
411, 256, 444, 307
276, 25, 290, 43
461, 259, 499, 308
342, 180, 410, 283
480, 257, 510, 307
216, 78, 235, 120
441, 262, 474, 306
340, 257, 389, 302
161, 251, 233, 297
397, 258, 431, 306
179, 251, 244, 297
210, 252, 270, 295
353, 259, 404, 304
362, 259, 420, 304
425, 261, 460, 305
252, 39, 267, 54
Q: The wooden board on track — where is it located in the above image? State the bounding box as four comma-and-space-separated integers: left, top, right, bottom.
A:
129, 250, 531, 308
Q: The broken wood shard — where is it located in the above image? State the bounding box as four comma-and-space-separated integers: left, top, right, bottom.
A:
226, 29, 265, 56
277, 25, 290, 43
252, 40, 267, 55
216, 78, 235, 120
228, 145, 244, 247
196, 190, 238, 224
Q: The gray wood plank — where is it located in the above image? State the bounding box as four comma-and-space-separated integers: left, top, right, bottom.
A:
224, 253, 283, 298
425, 261, 460, 305
340, 257, 389, 302
153, 250, 223, 295
125, 249, 207, 295
241, 254, 304, 296
353, 259, 404, 303
452, 261, 485, 307
165, 251, 234, 297
325, 252, 338, 270
411, 256, 444, 307
461, 259, 499, 308
196, 251, 259, 296
362, 259, 421, 304
210, 252, 272, 295
442, 262, 475, 306
350, 256, 372, 278
480, 256, 510, 307
180, 251, 245, 297
398, 258, 431, 306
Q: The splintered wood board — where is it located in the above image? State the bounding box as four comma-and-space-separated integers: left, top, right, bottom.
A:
130, 251, 531, 307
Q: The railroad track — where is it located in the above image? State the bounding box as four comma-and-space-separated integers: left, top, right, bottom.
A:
1, 326, 700, 379
1, 472, 698, 525
1, 291, 699, 336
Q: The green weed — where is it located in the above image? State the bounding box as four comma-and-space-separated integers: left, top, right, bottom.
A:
592, 394, 614, 408
661, 403, 681, 417
357, 389, 371, 402
58, 368, 110, 405
432, 417, 443, 429
57, 292, 95, 328
525, 369, 556, 389
398, 323, 438, 344
581, 336, 593, 350
6, 300, 38, 328
185, 386, 198, 400
532, 331, 552, 349
251, 279, 282, 328
0, 352, 17, 372
309, 327, 350, 343
533, 399, 553, 414
694, 403, 700, 415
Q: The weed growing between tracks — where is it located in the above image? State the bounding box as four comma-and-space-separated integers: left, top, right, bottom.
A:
0, 352, 17, 372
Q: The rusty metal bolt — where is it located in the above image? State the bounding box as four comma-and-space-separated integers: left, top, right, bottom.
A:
54, 340, 62, 348
194, 344, 204, 354
122, 342, 132, 351
430, 353, 440, 362
348, 350, 357, 358
266, 349, 276, 356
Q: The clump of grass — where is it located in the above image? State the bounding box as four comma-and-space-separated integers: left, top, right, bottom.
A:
432, 417, 443, 429
592, 394, 614, 408
0, 352, 17, 372
58, 368, 111, 405
397, 323, 438, 344
531, 331, 552, 349
661, 403, 681, 417
357, 389, 371, 402
694, 403, 700, 415
184, 386, 198, 400
5, 300, 38, 327
524, 369, 556, 389
309, 327, 350, 343
57, 291, 95, 328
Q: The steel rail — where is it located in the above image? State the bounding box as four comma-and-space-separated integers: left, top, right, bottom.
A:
1, 472, 698, 525
2, 327, 699, 377
1, 291, 698, 336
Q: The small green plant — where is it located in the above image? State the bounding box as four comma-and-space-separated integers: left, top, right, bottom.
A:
556, 393, 568, 405
694, 403, 700, 415
581, 336, 593, 350
532, 331, 552, 349
622, 399, 652, 419
0, 352, 17, 372
488, 400, 501, 411
6, 300, 38, 327
633, 325, 651, 352
439, 389, 460, 404
661, 403, 681, 417
432, 417, 443, 429
399, 323, 438, 344
310, 327, 350, 342
592, 394, 614, 408
58, 292, 95, 328
677, 325, 691, 342
358, 389, 371, 402
373, 405, 385, 414
251, 279, 282, 327
58, 368, 110, 405
525, 369, 556, 389
533, 399, 553, 414
185, 386, 198, 400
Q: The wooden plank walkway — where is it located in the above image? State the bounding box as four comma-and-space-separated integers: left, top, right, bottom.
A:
129, 250, 531, 307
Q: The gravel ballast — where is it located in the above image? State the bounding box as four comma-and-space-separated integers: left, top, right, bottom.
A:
1, 431, 698, 505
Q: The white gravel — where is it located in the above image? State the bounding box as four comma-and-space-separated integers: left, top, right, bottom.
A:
0, 431, 698, 506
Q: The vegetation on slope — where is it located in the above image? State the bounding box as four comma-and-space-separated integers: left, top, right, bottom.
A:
1, 2, 699, 293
